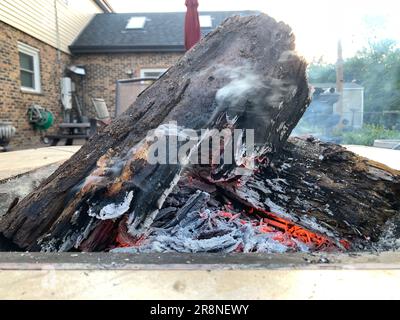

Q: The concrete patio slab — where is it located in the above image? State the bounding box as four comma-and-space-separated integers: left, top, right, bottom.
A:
344, 145, 400, 170
0, 146, 81, 180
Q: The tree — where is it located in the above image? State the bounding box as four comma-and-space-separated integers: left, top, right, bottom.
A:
308, 40, 400, 128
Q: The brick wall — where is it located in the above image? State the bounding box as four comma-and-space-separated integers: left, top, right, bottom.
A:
0, 20, 183, 148
0, 21, 70, 148
72, 52, 182, 117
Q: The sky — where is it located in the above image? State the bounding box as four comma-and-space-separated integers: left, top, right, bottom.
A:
107, 0, 400, 62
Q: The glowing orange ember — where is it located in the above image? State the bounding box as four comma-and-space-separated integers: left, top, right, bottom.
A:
114, 217, 146, 248
218, 207, 350, 251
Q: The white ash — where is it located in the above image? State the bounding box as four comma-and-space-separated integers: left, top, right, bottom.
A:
265, 178, 287, 193
89, 191, 134, 220
280, 162, 292, 170
111, 208, 307, 254
74, 218, 97, 249
264, 198, 292, 219
40, 238, 58, 253
376, 218, 400, 251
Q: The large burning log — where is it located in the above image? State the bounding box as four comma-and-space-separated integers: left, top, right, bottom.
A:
0, 14, 311, 251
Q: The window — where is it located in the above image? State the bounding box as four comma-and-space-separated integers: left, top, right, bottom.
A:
199, 15, 213, 28
126, 17, 146, 29
140, 68, 167, 79
18, 42, 41, 93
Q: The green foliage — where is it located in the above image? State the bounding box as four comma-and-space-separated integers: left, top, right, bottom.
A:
308, 63, 336, 83
340, 124, 400, 146
307, 39, 400, 127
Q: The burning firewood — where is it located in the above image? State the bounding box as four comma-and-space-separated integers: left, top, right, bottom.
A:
0, 13, 310, 251
0, 13, 399, 253
110, 137, 400, 253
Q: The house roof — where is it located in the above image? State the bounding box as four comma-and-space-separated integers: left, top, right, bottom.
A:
69, 11, 259, 54
93, 0, 114, 13
311, 82, 364, 90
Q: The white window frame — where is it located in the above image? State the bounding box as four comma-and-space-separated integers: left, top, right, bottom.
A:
126, 17, 147, 29
18, 42, 41, 93
140, 68, 167, 79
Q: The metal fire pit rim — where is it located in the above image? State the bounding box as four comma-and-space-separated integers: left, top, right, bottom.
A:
0, 251, 399, 271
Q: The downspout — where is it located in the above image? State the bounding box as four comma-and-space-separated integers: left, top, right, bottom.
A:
54, 0, 66, 121
54, 0, 62, 64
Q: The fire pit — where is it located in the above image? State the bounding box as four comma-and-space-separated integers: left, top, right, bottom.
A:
0, 14, 399, 260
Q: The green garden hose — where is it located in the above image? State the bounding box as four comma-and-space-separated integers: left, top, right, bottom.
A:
27, 105, 54, 131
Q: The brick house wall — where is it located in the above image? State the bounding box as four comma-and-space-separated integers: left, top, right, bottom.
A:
0, 21, 71, 148
71, 52, 182, 117
1, 21, 183, 148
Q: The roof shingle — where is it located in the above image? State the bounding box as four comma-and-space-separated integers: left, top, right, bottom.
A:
70, 11, 259, 54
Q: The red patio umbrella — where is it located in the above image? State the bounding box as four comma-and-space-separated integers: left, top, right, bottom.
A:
184, 0, 201, 50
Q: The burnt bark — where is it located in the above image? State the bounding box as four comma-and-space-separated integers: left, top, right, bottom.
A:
0, 14, 310, 251
217, 137, 400, 245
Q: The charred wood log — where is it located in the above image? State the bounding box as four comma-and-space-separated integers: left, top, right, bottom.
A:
111, 138, 400, 253
217, 137, 400, 248
0, 14, 310, 251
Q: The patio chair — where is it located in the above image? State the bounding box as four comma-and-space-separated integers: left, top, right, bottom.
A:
91, 98, 111, 126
